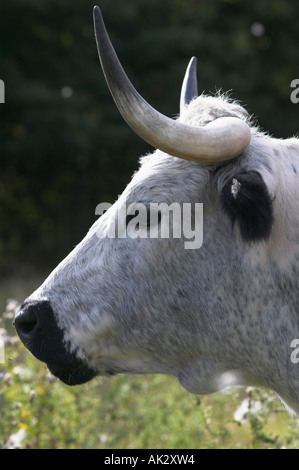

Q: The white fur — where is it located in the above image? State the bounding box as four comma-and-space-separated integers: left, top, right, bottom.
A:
28, 95, 299, 413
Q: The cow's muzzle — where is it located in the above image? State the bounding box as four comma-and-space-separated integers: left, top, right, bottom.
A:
13, 300, 96, 385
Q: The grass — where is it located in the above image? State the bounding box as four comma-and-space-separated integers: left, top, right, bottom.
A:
1, 277, 299, 449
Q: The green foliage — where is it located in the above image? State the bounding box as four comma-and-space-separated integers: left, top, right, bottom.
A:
1, 0, 299, 274
2, 300, 299, 449
1, 0, 299, 449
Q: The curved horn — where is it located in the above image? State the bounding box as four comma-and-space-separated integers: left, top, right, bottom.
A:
180, 57, 198, 113
93, 6, 251, 163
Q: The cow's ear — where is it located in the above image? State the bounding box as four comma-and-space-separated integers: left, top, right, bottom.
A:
220, 171, 274, 243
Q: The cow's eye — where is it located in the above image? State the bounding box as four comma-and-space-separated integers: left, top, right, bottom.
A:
126, 212, 138, 226
125, 208, 161, 229
125, 209, 152, 228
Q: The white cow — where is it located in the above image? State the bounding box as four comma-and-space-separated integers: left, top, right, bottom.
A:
14, 7, 299, 414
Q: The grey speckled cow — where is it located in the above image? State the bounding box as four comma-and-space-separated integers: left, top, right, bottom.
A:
14, 7, 299, 414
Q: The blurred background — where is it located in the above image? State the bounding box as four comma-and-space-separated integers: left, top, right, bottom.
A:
1, 0, 299, 449
0, 0, 298, 283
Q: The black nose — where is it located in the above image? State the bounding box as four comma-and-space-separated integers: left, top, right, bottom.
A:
13, 306, 38, 344
13, 300, 66, 363
13, 300, 97, 386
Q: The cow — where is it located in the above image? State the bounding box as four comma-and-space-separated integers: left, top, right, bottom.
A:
14, 6, 299, 414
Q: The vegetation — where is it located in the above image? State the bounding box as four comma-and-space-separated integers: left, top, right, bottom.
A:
1, 299, 299, 449
1, 0, 299, 450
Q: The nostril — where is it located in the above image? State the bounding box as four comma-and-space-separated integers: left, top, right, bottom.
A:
14, 307, 38, 338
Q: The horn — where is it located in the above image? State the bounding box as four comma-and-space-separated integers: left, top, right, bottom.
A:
180, 57, 198, 113
93, 6, 251, 163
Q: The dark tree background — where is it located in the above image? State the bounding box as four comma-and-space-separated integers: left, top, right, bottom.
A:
0, 0, 298, 275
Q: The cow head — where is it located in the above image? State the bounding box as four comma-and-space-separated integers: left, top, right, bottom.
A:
14, 7, 299, 414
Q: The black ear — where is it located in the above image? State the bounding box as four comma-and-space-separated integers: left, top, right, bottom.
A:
220, 171, 274, 243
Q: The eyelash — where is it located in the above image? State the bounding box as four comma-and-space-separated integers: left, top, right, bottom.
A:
126, 210, 161, 228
